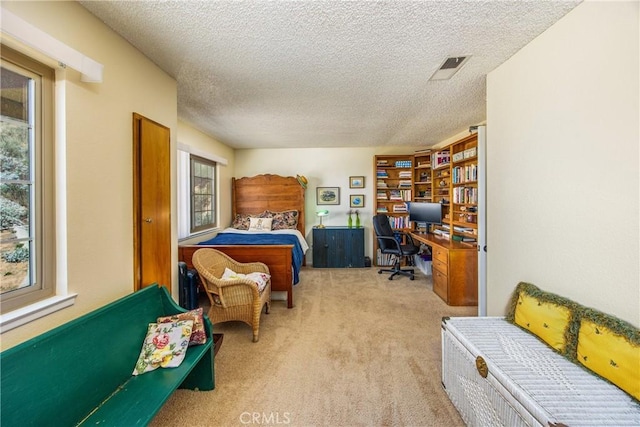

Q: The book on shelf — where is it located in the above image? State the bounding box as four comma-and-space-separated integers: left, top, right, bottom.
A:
432, 151, 450, 169
452, 187, 478, 204
452, 164, 478, 183
389, 190, 402, 200
432, 228, 450, 240
376, 159, 389, 167
453, 226, 475, 233
388, 189, 412, 201
376, 207, 389, 213
392, 204, 408, 213
452, 234, 476, 243
385, 215, 410, 229
394, 160, 412, 168
376, 249, 395, 266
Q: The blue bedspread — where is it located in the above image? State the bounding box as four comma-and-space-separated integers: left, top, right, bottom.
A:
198, 233, 304, 284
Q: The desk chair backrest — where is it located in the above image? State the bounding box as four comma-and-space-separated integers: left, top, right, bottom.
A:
373, 214, 398, 253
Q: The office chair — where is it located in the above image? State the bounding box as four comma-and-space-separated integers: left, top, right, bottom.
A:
372, 213, 420, 280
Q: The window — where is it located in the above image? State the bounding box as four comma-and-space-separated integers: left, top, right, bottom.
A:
189, 155, 217, 233
0, 45, 55, 314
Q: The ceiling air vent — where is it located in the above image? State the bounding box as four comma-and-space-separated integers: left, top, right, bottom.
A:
429, 56, 470, 81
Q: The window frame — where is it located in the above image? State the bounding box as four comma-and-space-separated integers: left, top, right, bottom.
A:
189, 154, 217, 233
0, 45, 56, 314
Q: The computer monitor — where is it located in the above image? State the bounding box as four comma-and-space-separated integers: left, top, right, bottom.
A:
409, 202, 442, 230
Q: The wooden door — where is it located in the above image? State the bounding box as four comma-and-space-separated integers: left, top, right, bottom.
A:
133, 113, 171, 290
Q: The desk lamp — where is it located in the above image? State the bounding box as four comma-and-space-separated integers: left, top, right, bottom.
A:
316, 210, 329, 228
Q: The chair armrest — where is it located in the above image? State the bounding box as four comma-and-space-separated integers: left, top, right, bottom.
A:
231, 261, 270, 275
376, 235, 403, 252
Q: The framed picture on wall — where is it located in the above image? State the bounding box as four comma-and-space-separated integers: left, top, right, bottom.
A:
317, 187, 340, 205
350, 194, 365, 208
349, 176, 365, 188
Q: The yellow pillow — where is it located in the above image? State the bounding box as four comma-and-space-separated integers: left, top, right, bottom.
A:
514, 292, 571, 353
577, 319, 640, 401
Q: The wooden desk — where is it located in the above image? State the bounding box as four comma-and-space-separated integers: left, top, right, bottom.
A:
411, 232, 477, 306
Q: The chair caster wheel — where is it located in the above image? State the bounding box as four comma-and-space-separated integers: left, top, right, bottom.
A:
378, 271, 382, 274
410, 277, 415, 281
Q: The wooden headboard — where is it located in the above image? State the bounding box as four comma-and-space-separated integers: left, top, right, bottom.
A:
232, 174, 306, 236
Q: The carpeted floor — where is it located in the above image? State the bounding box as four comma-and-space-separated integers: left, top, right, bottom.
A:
150, 266, 476, 427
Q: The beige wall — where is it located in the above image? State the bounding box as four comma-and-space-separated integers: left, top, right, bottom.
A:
486, 1, 639, 326
1, 1, 182, 348
234, 146, 426, 260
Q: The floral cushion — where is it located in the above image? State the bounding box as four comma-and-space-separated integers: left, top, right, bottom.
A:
132, 320, 193, 375
221, 267, 270, 293
265, 210, 299, 230
231, 213, 252, 230
157, 308, 207, 346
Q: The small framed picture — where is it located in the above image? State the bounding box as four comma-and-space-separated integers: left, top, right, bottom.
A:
350, 194, 365, 208
349, 176, 365, 188
317, 187, 340, 205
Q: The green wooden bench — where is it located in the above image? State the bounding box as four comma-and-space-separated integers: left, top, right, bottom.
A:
0, 285, 215, 426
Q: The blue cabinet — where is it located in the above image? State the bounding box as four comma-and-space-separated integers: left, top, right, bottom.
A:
313, 227, 365, 268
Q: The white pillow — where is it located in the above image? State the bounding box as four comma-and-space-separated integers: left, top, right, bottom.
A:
248, 217, 272, 232
221, 267, 270, 293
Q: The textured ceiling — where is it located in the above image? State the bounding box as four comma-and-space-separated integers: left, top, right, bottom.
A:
79, 0, 581, 149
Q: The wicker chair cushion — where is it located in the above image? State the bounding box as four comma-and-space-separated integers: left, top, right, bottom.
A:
221, 268, 270, 293
132, 320, 193, 375
157, 308, 207, 346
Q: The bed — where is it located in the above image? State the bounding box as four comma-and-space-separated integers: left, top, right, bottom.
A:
178, 174, 307, 308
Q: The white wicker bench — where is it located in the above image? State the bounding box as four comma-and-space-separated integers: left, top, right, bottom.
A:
441, 316, 640, 427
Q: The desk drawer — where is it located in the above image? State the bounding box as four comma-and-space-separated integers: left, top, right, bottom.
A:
432, 247, 448, 264
433, 268, 448, 301
433, 258, 448, 275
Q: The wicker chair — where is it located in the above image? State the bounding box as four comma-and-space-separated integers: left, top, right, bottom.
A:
192, 248, 271, 342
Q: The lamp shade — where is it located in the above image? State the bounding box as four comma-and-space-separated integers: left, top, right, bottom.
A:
315, 210, 329, 228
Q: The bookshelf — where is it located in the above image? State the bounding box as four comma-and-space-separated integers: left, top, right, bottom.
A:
412, 133, 478, 244
374, 155, 414, 266
373, 133, 479, 266
449, 133, 478, 243
413, 151, 432, 203
430, 146, 451, 239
